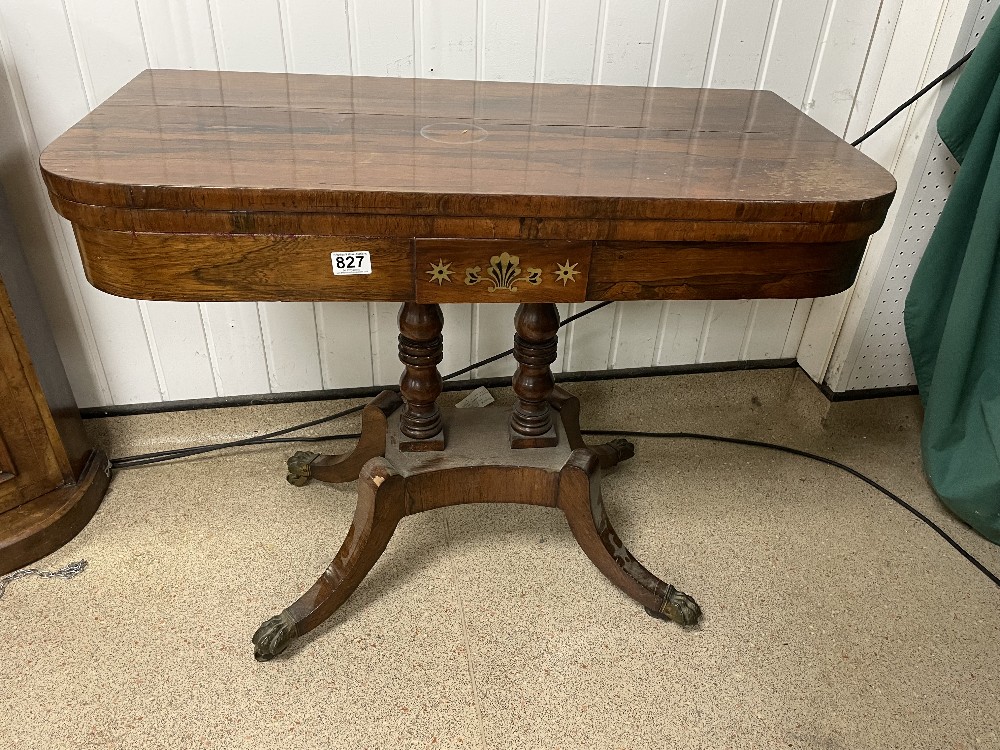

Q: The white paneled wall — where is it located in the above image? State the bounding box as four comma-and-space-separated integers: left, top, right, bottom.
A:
823, 0, 995, 391
0, 0, 955, 407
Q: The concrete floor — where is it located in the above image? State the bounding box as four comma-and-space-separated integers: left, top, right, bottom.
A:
2, 368, 998, 749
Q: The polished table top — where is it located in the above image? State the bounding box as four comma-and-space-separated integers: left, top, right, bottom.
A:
41, 70, 895, 304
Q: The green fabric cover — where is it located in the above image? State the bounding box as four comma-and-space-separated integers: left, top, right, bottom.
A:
904, 13, 1000, 544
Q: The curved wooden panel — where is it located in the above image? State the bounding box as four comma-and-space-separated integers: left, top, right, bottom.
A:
404, 465, 560, 513
587, 239, 868, 300
74, 227, 866, 303
48, 191, 889, 243
74, 228, 414, 302
0, 451, 110, 576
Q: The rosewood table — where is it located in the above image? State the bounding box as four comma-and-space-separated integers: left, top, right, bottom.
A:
40, 70, 895, 660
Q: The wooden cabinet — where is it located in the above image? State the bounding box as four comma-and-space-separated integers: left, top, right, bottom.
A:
0, 302, 66, 513
0, 195, 109, 576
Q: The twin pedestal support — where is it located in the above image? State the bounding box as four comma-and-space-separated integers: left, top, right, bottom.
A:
254, 302, 701, 661
396, 301, 561, 451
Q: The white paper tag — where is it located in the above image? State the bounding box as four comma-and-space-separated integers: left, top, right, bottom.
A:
331, 250, 372, 275
455, 386, 495, 408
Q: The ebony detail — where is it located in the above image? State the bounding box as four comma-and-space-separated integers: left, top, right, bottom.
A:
397, 302, 444, 442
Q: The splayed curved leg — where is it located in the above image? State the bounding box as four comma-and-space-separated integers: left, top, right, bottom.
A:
286, 391, 402, 486
558, 449, 701, 626
549, 386, 635, 470
254, 458, 406, 660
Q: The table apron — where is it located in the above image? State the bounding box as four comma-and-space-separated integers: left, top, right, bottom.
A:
73, 226, 866, 303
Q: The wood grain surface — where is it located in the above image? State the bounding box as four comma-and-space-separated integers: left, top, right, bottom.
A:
70, 227, 868, 302
73, 228, 415, 301
42, 70, 894, 222
41, 69, 896, 304
0, 241, 109, 575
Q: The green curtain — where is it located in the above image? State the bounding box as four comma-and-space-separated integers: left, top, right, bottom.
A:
904, 13, 1000, 543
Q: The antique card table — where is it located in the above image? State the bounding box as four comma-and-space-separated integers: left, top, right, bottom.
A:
40, 70, 895, 660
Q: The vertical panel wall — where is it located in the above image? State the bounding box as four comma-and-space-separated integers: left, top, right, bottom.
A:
824, 0, 996, 391
0, 0, 953, 407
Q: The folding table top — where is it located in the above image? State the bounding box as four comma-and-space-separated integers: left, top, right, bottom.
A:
41, 69, 895, 228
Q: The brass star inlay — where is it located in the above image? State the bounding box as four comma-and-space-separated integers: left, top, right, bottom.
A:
554, 260, 581, 286
426, 259, 455, 285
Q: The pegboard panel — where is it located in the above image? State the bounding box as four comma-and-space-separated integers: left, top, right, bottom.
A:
843, 0, 995, 390
847, 140, 959, 389
973, 0, 998, 41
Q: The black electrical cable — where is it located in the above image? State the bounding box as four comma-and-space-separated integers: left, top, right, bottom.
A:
109, 365, 1000, 588
851, 47, 975, 147
442, 300, 613, 380
110, 402, 367, 468
110, 301, 613, 469
581, 429, 1000, 589
131, 423, 999, 586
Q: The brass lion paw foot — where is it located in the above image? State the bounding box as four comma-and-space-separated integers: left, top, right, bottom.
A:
645, 587, 702, 627
253, 611, 298, 661
286, 451, 318, 487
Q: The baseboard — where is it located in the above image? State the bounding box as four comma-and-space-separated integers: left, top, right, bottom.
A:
818, 382, 920, 402
80, 358, 798, 418
79, 358, 922, 418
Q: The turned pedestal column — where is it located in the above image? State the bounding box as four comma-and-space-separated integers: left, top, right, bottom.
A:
510, 302, 560, 448
397, 302, 445, 451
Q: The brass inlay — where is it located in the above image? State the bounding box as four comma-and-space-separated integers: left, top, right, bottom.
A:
462, 252, 541, 292
554, 259, 581, 286
427, 253, 582, 292
426, 259, 455, 285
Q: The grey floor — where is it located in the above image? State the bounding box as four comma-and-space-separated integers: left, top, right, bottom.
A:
2, 369, 998, 749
